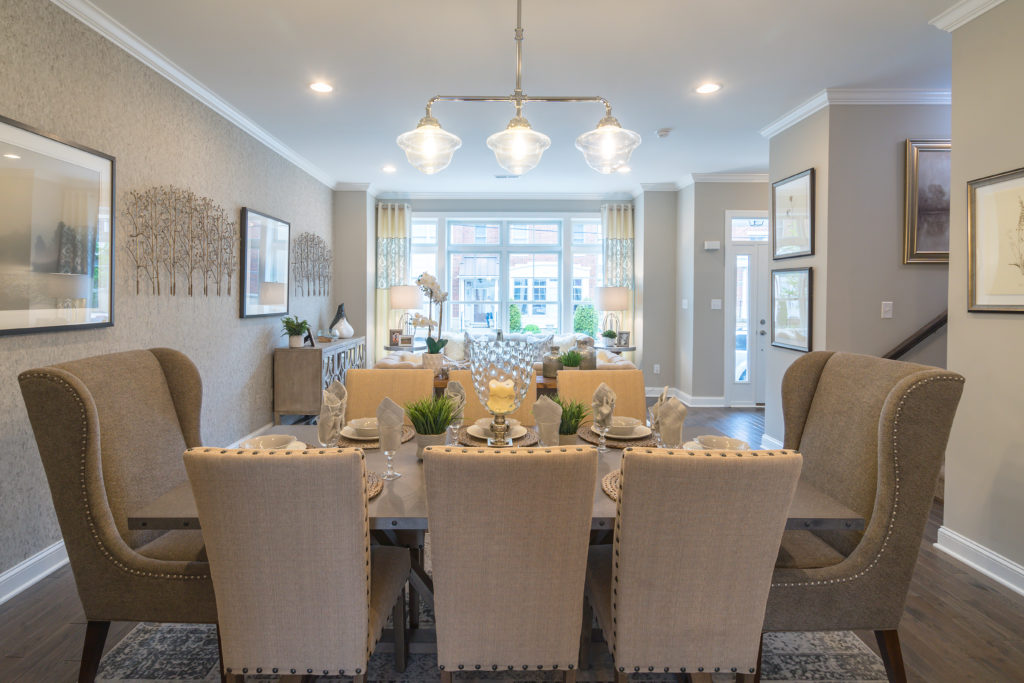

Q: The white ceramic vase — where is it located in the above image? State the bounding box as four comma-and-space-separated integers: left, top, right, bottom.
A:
416, 432, 446, 460
331, 317, 354, 339
288, 335, 304, 348
422, 352, 443, 375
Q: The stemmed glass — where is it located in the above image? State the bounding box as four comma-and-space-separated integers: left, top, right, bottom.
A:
447, 413, 463, 446
647, 406, 663, 447
380, 428, 401, 480
595, 422, 610, 454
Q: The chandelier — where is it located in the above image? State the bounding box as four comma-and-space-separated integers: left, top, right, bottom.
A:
396, 0, 641, 176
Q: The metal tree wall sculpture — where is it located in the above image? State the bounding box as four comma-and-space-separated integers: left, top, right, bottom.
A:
291, 231, 332, 296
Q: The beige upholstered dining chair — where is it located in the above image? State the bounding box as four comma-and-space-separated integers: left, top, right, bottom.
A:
18, 348, 218, 682
423, 446, 599, 682
184, 447, 411, 682
585, 447, 803, 682
765, 351, 964, 683
556, 369, 647, 421
447, 369, 538, 425
344, 368, 435, 425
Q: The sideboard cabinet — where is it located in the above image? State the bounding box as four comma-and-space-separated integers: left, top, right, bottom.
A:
273, 336, 366, 423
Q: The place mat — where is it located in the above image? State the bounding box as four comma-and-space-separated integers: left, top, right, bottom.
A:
333, 424, 416, 449
602, 470, 622, 501
457, 426, 539, 448
366, 471, 383, 499
576, 421, 660, 449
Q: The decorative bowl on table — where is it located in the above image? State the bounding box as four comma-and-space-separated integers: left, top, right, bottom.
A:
242, 434, 304, 450
694, 435, 750, 450
348, 417, 379, 437
606, 416, 641, 438
468, 337, 537, 447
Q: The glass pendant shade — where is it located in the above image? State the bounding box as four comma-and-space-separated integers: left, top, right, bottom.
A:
396, 116, 462, 174
575, 115, 641, 174
486, 116, 551, 176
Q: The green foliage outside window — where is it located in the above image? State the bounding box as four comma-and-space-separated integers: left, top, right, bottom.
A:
573, 304, 597, 336
508, 303, 522, 332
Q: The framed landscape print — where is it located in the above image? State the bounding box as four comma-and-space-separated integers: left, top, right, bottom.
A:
0, 114, 114, 336
772, 168, 815, 259
968, 167, 1024, 312
771, 267, 812, 352
240, 208, 290, 318
904, 139, 951, 263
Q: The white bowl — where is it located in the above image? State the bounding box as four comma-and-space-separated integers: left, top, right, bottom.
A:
606, 416, 641, 437
242, 434, 304, 450
474, 417, 520, 430
348, 417, 379, 437
696, 435, 749, 450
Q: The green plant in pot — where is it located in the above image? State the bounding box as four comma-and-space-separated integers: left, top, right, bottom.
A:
406, 395, 456, 460
552, 395, 590, 444
602, 329, 617, 346
281, 315, 310, 348
559, 349, 582, 369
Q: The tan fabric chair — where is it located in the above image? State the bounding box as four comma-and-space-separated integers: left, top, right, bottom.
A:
18, 349, 217, 682
184, 447, 411, 681
556, 369, 647, 421
765, 351, 965, 683
447, 369, 538, 426
344, 368, 435, 425
586, 448, 802, 682
423, 446, 598, 682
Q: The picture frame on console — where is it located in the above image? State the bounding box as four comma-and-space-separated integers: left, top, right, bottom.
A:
771, 266, 812, 352
772, 168, 814, 259
240, 207, 290, 318
398, 334, 414, 347
389, 328, 402, 346
904, 138, 951, 264
968, 166, 1024, 312
0, 114, 114, 336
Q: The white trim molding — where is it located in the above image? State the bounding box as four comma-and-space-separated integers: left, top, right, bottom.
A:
644, 386, 727, 407
690, 173, 769, 184
930, 0, 1006, 32
760, 88, 952, 139
49, 0, 335, 188
0, 541, 69, 605
639, 182, 683, 193
936, 526, 1024, 597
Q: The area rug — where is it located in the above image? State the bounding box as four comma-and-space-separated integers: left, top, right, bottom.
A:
96, 623, 888, 682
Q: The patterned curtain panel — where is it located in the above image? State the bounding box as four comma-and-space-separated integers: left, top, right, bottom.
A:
375, 202, 411, 359
601, 202, 635, 334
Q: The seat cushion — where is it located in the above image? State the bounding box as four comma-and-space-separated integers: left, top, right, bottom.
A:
136, 530, 208, 562
775, 531, 846, 569
369, 545, 412, 645
585, 544, 615, 653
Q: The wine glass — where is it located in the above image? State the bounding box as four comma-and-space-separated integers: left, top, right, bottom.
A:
380, 428, 401, 480
647, 406, 663, 447
595, 421, 610, 454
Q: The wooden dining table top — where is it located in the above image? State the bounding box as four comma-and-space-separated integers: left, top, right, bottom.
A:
128, 424, 865, 534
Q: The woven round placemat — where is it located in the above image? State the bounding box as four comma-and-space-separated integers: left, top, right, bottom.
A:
366, 471, 383, 499
576, 422, 660, 450
333, 425, 416, 449
456, 426, 539, 448
602, 470, 621, 501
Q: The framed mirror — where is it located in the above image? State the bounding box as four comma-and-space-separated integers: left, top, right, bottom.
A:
239, 207, 290, 318
0, 114, 114, 336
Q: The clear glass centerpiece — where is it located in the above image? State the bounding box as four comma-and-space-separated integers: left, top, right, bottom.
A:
468, 337, 536, 447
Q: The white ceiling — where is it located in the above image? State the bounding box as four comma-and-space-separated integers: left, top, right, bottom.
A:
80, 0, 955, 195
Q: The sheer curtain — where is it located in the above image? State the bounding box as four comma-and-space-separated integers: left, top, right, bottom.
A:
375, 202, 410, 359
601, 202, 635, 335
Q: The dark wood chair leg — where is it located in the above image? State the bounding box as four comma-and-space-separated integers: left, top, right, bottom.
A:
352, 674, 366, 683
579, 595, 593, 670
441, 670, 453, 683
564, 668, 577, 683
737, 632, 763, 683
393, 586, 408, 672
78, 620, 110, 683
875, 629, 908, 683
615, 670, 629, 683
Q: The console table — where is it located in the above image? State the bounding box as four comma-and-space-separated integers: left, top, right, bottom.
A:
273, 337, 366, 423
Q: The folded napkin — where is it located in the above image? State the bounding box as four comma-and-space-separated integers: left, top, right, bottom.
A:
444, 380, 467, 423
658, 396, 688, 447
377, 397, 404, 453
650, 386, 669, 434
592, 382, 616, 429
316, 380, 347, 447
532, 394, 563, 446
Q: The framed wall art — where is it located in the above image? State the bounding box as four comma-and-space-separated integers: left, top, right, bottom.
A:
771, 266, 812, 352
240, 207, 290, 318
968, 166, 1024, 312
772, 168, 814, 259
904, 139, 951, 263
0, 114, 114, 336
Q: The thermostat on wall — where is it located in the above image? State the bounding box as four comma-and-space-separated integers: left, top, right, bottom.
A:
703, 240, 721, 251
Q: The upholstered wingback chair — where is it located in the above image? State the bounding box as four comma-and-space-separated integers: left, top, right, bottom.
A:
765, 351, 964, 682
18, 348, 217, 682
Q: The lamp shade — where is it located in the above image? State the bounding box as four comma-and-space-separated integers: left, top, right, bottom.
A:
575, 115, 641, 174
389, 285, 421, 309
397, 115, 462, 174
594, 286, 629, 312
486, 115, 551, 176
258, 281, 286, 306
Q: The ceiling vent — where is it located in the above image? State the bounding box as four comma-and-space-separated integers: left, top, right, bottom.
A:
494, 174, 520, 179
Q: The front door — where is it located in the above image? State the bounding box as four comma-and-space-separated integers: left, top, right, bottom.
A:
724, 212, 770, 406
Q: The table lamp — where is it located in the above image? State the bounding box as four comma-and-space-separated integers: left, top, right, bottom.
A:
389, 285, 421, 335
594, 286, 629, 333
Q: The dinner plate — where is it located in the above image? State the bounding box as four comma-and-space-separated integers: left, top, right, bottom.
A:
591, 424, 652, 440
340, 426, 381, 441
467, 423, 528, 440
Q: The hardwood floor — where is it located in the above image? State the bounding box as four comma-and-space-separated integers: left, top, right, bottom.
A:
2, 407, 1023, 682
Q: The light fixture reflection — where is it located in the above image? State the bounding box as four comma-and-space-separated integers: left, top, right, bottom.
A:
3, 153, 21, 159
696, 82, 721, 94
309, 81, 333, 93
486, 116, 550, 176
575, 115, 641, 174
396, 116, 462, 174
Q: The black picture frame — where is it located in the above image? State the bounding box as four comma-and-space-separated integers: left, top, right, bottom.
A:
771, 266, 813, 352
0, 114, 115, 336
239, 207, 290, 318
772, 168, 815, 260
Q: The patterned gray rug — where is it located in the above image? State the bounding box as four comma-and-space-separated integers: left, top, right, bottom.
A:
96, 623, 888, 682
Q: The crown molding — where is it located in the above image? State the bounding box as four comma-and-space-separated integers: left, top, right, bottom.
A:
691, 172, 769, 184
760, 88, 952, 139
639, 182, 682, 193
334, 182, 373, 192
50, 0, 336, 188
930, 0, 1005, 31
372, 191, 634, 201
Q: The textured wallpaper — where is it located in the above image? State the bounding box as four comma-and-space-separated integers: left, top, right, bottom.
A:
0, 0, 334, 572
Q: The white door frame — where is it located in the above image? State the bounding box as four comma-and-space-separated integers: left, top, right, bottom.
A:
723, 210, 770, 407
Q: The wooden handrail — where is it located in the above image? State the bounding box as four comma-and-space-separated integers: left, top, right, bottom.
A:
882, 311, 948, 360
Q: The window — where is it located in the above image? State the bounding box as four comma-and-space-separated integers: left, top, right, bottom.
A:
731, 216, 769, 242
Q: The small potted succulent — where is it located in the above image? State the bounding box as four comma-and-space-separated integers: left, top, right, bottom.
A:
281, 315, 310, 348
602, 329, 617, 346
405, 395, 457, 460
559, 349, 582, 370
552, 395, 590, 445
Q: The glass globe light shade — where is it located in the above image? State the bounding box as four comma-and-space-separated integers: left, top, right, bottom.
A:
485, 116, 551, 176
396, 115, 462, 174
575, 115, 642, 174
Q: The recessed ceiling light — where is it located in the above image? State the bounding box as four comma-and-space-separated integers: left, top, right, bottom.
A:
381, 164, 397, 174
2, 153, 20, 159
309, 81, 333, 93
695, 82, 721, 94
617, 165, 631, 174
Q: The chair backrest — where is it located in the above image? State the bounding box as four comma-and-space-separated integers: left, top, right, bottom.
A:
344, 368, 435, 425
424, 446, 598, 670
447, 369, 538, 426
556, 369, 647, 420
612, 447, 802, 673
184, 447, 372, 674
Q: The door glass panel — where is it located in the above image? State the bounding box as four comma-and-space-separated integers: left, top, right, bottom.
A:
735, 254, 750, 383
731, 217, 769, 242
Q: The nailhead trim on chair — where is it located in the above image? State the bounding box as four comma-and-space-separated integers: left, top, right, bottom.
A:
771, 375, 965, 589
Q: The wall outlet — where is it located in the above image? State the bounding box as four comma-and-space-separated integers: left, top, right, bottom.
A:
653, 364, 661, 375
881, 301, 894, 319
711, 299, 722, 310
681, 298, 688, 310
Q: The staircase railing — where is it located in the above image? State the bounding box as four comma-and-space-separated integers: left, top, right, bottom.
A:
881, 310, 948, 360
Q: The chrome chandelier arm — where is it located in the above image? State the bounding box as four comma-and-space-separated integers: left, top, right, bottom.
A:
424, 95, 614, 118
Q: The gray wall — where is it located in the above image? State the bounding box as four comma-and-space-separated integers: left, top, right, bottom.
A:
0, 0, 332, 573
944, 0, 1024, 567
332, 190, 376, 349
636, 190, 678, 383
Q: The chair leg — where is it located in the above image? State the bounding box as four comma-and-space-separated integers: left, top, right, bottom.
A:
78, 620, 110, 683
579, 595, 593, 670
352, 674, 366, 683
615, 671, 629, 683
875, 629, 908, 683
564, 668, 577, 683
441, 670, 453, 683
689, 674, 713, 683
393, 586, 408, 672
737, 632, 764, 683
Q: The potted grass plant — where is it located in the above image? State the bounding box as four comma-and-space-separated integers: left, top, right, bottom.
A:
406, 395, 456, 460
552, 395, 590, 445
602, 329, 617, 346
559, 349, 582, 370
281, 315, 310, 348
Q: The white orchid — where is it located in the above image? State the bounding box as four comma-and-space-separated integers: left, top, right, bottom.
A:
410, 312, 437, 329
412, 272, 449, 351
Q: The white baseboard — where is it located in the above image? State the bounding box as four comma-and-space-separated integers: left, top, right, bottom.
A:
0, 541, 69, 605
643, 386, 727, 407
935, 526, 1024, 598
228, 422, 274, 448
760, 434, 784, 449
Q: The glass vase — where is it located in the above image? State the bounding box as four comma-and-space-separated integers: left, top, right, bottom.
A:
468, 338, 536, 447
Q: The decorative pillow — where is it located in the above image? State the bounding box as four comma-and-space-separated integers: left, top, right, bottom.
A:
441, 331, 466, 361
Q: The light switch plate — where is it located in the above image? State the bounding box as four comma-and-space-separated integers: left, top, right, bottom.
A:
681, 299, 688, 310
881, 301, 893, 319
711, 299, 722, 310
653, 364, 661, 375
703, 240, 721, 251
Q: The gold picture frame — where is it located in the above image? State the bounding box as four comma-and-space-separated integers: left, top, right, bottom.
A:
968, 166, 1024, 312
904, 139, 951, 264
